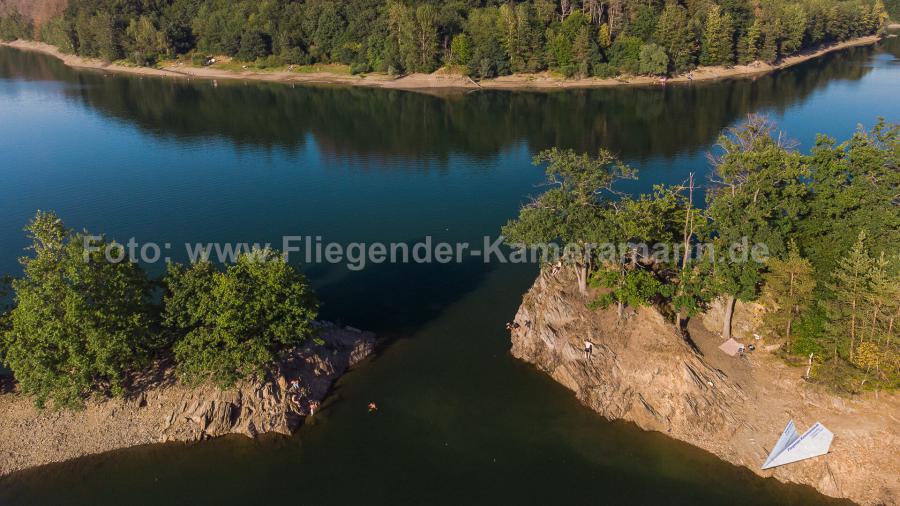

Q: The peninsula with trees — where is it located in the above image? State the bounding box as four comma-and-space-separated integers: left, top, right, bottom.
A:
0, 212, 375, 476
504, 119, 899, 504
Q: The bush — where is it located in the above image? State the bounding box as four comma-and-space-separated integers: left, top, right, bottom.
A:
349, 62, 371, 74
255, 54, 283, 69
164, 249, 319, 387
591, 62, 617, 79
280, 46, 309, 65
191, 53, 209, 66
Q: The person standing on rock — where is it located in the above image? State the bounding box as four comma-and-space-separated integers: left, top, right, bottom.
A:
583, 341, 593, 361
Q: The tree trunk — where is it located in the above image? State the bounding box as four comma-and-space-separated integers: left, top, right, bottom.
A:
722, 295, 736, 340
617, 300, 624, 320
575, 264, 587, 295
785, 316, 793, 352
850, 298, 857, 362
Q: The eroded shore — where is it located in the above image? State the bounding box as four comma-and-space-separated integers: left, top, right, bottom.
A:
1, 34, 885, 91
0, 323, 374, 477
510, 268, 899, 505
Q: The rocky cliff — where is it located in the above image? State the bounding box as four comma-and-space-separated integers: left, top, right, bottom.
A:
0, 322, 375, 476
510, 267, 899, 505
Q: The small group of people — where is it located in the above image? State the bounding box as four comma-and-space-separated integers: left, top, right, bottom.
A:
505, 321, 520, 331
287, 378, 320, 416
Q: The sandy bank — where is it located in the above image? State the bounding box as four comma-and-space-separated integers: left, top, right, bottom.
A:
1, 34, 884, 91
0, 323, 374, 477
511, 268, 899, 505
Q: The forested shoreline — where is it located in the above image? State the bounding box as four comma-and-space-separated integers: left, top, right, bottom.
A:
0, 0, 895, 78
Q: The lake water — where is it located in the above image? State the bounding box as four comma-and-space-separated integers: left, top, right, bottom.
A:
0, 36, 897, 505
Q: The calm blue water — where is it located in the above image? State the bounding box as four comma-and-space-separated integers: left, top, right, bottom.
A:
0, 36, 897, 505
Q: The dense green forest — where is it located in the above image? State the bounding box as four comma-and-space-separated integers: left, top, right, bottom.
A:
0, 0, 892, 77
504, 119, 899, 392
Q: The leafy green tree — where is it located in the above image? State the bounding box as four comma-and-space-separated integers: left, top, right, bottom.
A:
389, 2, 439, 73
449, 33, 470, 66
503, 148, 635, 295
591, 269, 664, 318
639, 42, 668, 75
125, 16, 168, 65
608, 35, 643, 74
2, 212, 154, 409
761, 241, 816, 351
706, 117, 807, 340
164, 249, 319, 387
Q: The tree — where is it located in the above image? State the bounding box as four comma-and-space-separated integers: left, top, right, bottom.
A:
737, 19, 761, 64
639, 43, 668, 75
503, 148, 635, 295
591, 269, 664, 318
449, 33, 470, 66
125, 16, 168, 66
465, 7, 509, 78
701, 5, 735, 67
706, 117, 807, 340
164, 249, 319, 387
237, 30, 271, 61
798, 120, 900, 281
761, 241, 816, 351
0, 10, 32, 42
390, 2, 438, 73
824, 232, 875, 363
608, 35, 643, 74
2, 212, 154, 408
654, 2, 698, 73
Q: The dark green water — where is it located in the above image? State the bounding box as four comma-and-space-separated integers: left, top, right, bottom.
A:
0, 36, 897, 505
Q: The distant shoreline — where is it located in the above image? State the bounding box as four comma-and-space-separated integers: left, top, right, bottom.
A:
0, 34, 886, 92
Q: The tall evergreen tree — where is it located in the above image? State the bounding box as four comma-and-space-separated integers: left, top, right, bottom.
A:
701, 5, 735, 67
761, 241, 816, 351
654, 2, 698, 73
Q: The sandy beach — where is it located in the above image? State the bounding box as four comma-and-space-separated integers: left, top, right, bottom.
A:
1, 34, 887, 92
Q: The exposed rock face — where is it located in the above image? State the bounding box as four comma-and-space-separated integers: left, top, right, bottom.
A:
510, 268, 899, 505
0, 323, 375, 476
